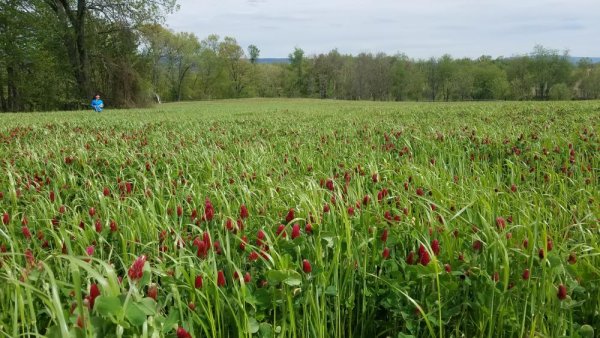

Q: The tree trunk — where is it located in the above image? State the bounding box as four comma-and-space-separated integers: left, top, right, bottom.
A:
6, 65, 19, 111
75, 0, 90, 97
0, 69, 7, 112
52, 0, 90, 99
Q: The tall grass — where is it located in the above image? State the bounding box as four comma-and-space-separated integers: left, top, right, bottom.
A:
0, 99, 598, 337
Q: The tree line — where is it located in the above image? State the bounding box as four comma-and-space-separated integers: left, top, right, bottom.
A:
2, 2, 600, 112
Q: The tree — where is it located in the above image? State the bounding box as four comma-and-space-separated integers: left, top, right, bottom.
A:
288, 47, 307, 96
450, 59, 474, 100
504, 56, 534, 100
195, 35, 226, 99
424, 57, 440, 101
219, 37, 249, 97
529, 45, 572, 100
573, 59, 600, 99
248, 45, 260, 65
0, 0, 70, 111
472, 58, 508, 100
41, 0, 177, 98
548, 83, 571, 100
437, 54, 456, 101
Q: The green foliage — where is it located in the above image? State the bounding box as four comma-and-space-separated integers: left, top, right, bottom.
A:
2, 0, 600, 113
549, 83, 572, 100
0, 99, 598, 337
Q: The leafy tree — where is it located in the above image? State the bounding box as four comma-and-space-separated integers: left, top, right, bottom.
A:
40, 0, 177, 99
424, 57, 440, 101
438, 54, 456, 101
504, 56, 534, 100
248, 45, 260, 65
549, 83, 572, 100
288, 47, 307, 96
573, 59, 600, 99
219, 37, 249, 97
529, 45, 572, 100
472, 57, 509, 100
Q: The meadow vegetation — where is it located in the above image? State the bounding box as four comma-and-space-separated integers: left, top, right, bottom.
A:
0, 99, 598, 337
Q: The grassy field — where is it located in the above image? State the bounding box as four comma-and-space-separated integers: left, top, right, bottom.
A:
0, 99, 599, 338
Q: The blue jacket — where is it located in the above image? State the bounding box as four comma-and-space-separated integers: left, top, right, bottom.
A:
91, 99, 104, 112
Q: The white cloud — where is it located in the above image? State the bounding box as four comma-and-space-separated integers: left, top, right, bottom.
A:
165, 0, 600, 58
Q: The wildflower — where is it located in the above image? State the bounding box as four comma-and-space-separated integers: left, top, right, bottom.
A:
217, 270, 226, 287
380, 228, 388, 243
568, 252, 577, 264
196, 240, 208, 258
557, 284, 567, 300
240, 204, 249, 219
248, 251, 259, 261
347, 206, 355, 216
473, 240, 482, 252
302, 259, 312, 273
363, 195, 370, 205
202, 232, 211, 247
110, 220, 118, 232
496, 217, 506, 230
22, 226, 32, 240
239, 236, 247, 251
25, 249, 35, 266
291, 224, 301, 239
406, 251, 415, 265
147, 284, 158, 300
204, 198, 214, 221
305, 223, 313, 234
276, 224, 287, 238
194, 275, 203, 289
128, 255, 147, 281
382, 247, 390, 259
257, 229, 266, 246
88, 284, 100, 309
225, 218, 234, 231
177, 327, 192, 338
285, 208, 295, 223
325, 179, 334, 191
431, 239, 440, 256
419, 244, 430, 265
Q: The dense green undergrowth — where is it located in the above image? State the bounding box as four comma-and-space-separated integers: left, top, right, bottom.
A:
0, 99, 598, 337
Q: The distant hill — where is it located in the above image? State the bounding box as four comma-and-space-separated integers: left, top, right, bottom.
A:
569, 57, 600, 64
257, 57, 599, 65
256, 58, 290, 64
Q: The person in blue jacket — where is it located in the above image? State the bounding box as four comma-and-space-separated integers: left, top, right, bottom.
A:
91, 94, 104, 112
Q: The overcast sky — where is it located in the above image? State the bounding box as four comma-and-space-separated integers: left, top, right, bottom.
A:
165, 0, 599, 59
